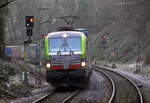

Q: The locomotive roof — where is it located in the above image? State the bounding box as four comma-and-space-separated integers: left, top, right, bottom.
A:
47, 31, 83, 38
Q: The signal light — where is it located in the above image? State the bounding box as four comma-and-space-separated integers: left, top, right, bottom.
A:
103, 35, 106, 39
26, 16, 34, 27
101, 35, 107, 40
30, 18, 34, 22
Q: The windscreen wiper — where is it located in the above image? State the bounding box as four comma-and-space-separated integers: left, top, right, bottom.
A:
57, 39, 74, 55
57, 40, 65, 55
66, 40, 74, 55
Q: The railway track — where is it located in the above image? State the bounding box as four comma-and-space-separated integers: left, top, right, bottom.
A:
94, 66, 143, 103
61, 90, 79, 103
32, 88, 56, 103
94, 69, 115, 103
32, 88, 79, 103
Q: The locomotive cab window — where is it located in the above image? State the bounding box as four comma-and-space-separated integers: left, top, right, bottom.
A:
67, 37, 81, 51
49, 38, 63, 52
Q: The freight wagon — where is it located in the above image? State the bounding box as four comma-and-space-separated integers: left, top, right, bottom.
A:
5, 46, 24, 58
5, 44, 38, 63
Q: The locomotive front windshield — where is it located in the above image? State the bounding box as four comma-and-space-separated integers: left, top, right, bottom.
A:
49, 37, 81, 52
49, 38, 63, 52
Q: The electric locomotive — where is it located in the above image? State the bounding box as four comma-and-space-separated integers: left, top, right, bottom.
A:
44, 31, 92, 87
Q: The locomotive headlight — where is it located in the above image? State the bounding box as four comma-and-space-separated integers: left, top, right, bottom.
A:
81, 61, 86, 67
63, 34, 67, 38
46, 63, 51, 68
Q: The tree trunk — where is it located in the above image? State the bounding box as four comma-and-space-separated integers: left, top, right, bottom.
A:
0, 1, 7, 58
0, 43, 5, 58
0, 16, 5, 58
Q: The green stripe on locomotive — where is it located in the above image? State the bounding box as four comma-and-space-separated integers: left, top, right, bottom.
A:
81, 33, 87, 59
45, 37, 49, 60
44, 32, 87, 60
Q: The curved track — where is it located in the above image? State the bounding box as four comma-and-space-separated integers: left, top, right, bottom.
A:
94, 66, 143, 103
94, 69, 115, 103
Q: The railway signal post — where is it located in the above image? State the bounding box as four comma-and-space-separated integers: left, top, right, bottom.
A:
22, 16, 34, 85
24, 16, 34, 62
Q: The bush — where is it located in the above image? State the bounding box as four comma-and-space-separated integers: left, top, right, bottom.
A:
112, 63, 117, 68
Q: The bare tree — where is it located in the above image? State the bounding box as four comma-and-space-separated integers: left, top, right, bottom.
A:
0, 0, 8, 58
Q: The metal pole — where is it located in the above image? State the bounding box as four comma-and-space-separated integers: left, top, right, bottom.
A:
35, 9, 40, 86
136, 18, 142, 73
102, 37, 107, 66
23, 43, 29, 84
104, 48, 107, 66
36, 8, 49, 87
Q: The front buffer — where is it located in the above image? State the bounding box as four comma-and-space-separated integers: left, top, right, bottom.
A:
45, 55, 91, 88
46, 69, 90, 87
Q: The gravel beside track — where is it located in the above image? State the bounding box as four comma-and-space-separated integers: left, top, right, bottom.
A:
70, 71, 113, 103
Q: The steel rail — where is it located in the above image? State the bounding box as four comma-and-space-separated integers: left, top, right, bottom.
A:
94, 69, 116, 103
94, 66, 143, 103
61, 90, 79, 103
32, 88, 56, 103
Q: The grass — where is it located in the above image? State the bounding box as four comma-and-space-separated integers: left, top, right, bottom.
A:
0, 101, 9, 103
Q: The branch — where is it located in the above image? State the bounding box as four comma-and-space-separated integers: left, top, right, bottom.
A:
118, 0, 145, 5
0, 0, 15, 9
40, 20, 49, 25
